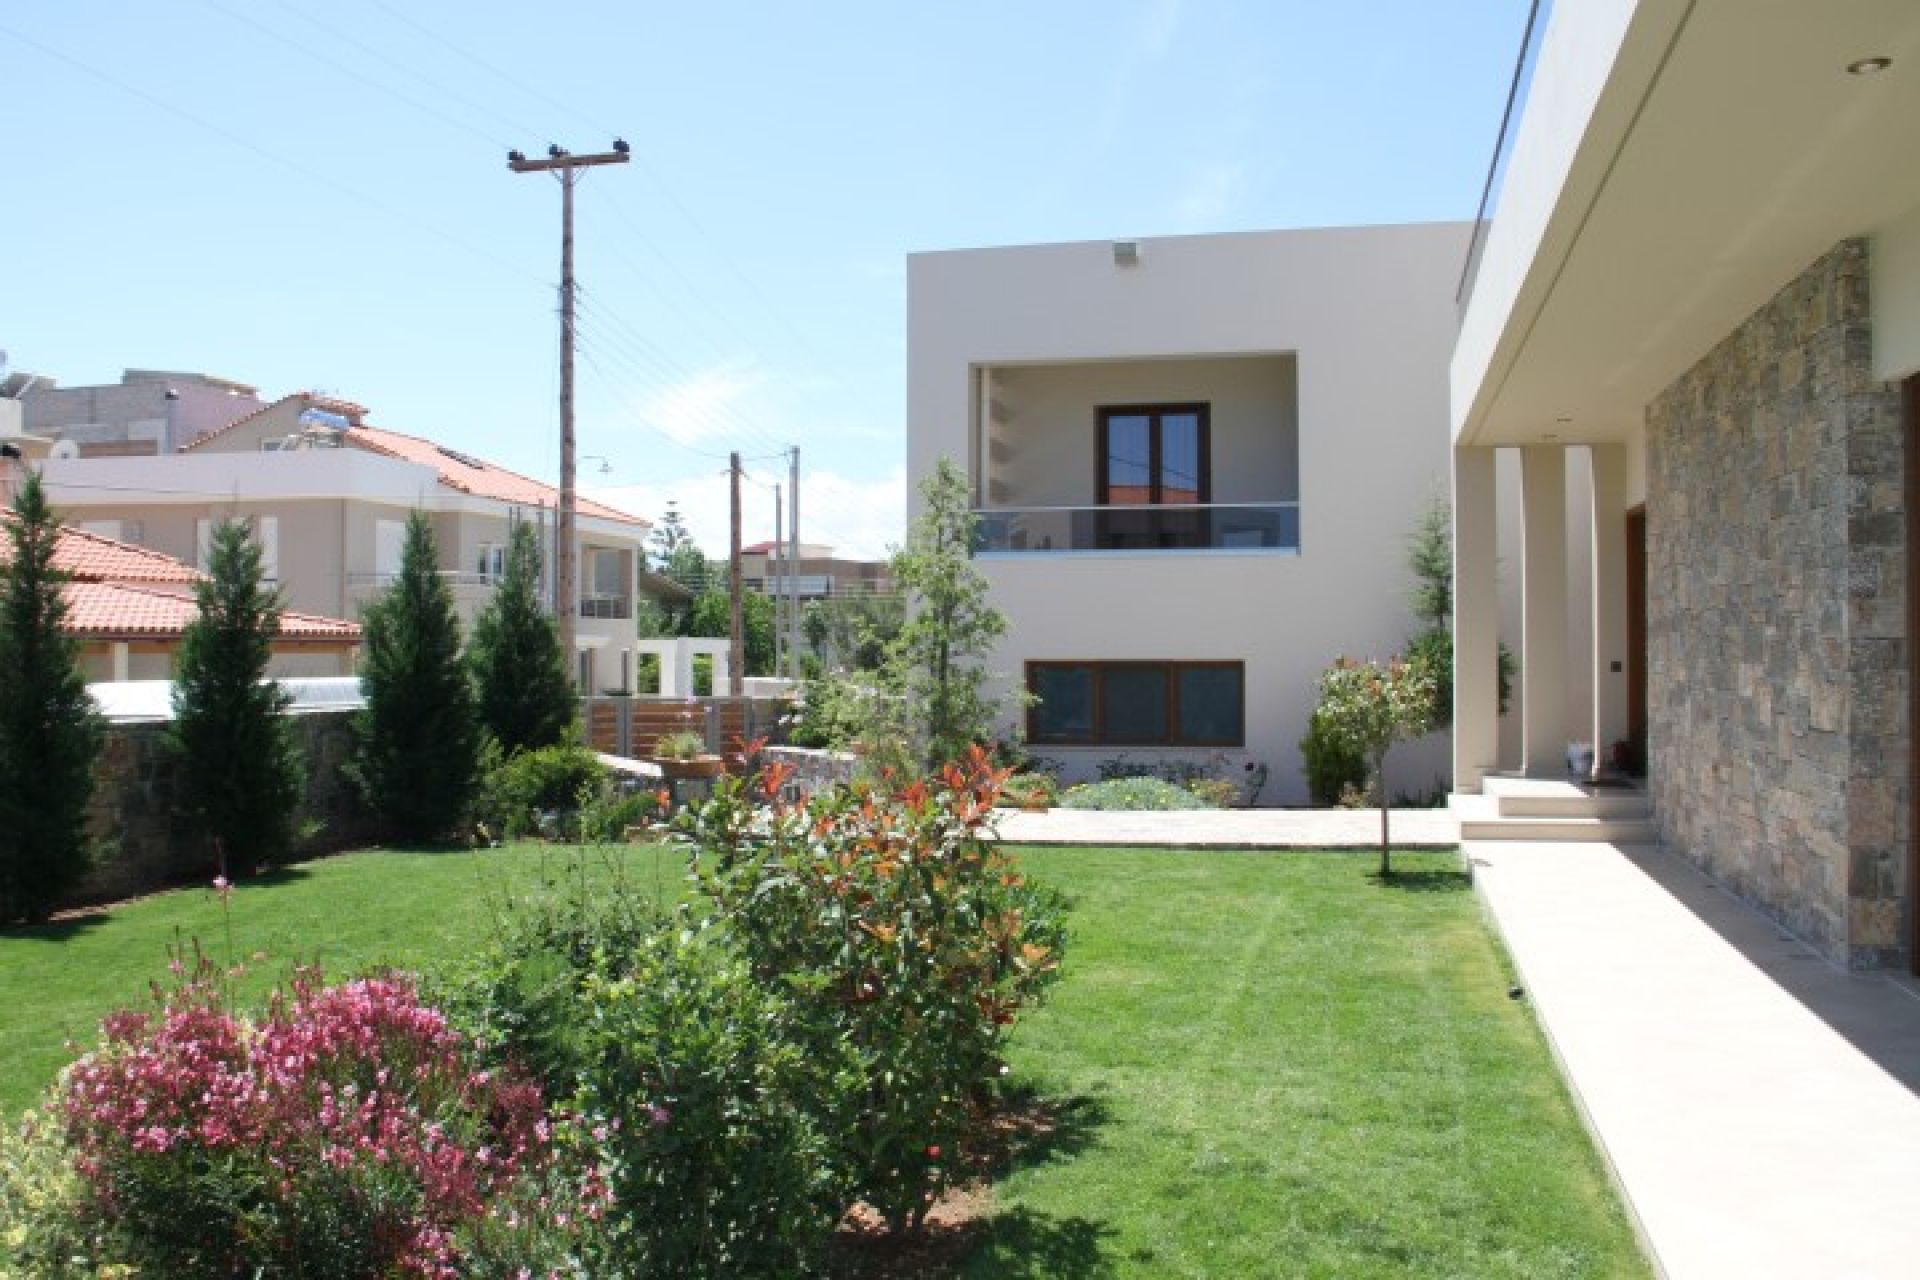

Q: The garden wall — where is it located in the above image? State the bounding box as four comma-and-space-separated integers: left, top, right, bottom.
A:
80, 709, 378, 905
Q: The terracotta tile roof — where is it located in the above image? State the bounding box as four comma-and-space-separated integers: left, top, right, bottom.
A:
60, 581, 361, 641
346, 424, 648, 528
0, 513, 204, 584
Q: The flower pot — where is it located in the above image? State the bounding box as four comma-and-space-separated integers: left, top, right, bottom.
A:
652, 755, 728, 781
1020, 797, 1051, 814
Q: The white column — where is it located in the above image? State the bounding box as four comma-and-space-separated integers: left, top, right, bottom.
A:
1453, 446, 1499, 791
111, 641, 130, 683
1589, 444, 1630, 761
1520, 445, 1569, 776
710, 648, 731, 695
660, 639, 692, 698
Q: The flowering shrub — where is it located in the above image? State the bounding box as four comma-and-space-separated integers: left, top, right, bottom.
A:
59, 961, 593, 1278
443, 887, 845, 1277
1312, 655, 1439, 875
0, 1099, 128, 1277
1059, 777, 1211, 810
676, 744, 1069, 1233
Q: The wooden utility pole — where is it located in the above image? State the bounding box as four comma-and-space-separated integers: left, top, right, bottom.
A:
728, 451, 745, 696
508, 141, 629, 678
787, 446, 802, 680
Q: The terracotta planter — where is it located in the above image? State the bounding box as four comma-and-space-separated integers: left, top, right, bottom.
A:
1021, 796, 1051, 813
652, 755, 728, 781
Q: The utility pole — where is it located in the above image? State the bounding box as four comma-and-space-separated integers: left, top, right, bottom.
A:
508, 140, 629, 679
772, 481, 784, 683
787, 446, 802, 680
728, 451, 745, 696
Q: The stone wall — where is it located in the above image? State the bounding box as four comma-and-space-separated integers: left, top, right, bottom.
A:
1646, 239, 1909, 968
80, 710, 377, 904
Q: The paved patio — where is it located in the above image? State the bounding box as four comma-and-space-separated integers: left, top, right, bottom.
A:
988, 806, 1460, 848
1471, 838, 1920, 1280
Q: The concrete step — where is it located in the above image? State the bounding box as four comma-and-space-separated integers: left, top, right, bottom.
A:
1481, 776, 1650, 820
1460, 815, 1659, 844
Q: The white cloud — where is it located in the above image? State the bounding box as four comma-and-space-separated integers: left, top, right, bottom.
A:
631, 359, 765, 447
588, 464, 905, 563
1170, 162, 1248, 230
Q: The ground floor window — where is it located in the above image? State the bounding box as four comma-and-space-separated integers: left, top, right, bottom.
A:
1026, 660, 1244, 747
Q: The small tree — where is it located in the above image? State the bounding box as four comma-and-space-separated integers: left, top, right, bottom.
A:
648, 502, 709, 595
469, 521, 574, 755
1313, 657, 1437, 877
886, 458, 1010, 771
171, 518, 302, 878
354, 511, 479, 841
685, 587, 775, 676
0, 471, 104, 922
1405, 494, 1514, 731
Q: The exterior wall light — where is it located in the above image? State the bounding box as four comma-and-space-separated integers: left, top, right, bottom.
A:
1112, 240, 1141, 267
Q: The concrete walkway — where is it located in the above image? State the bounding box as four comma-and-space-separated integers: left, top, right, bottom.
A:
1471, 838, 1920, 1279
989, 806, 1459, 848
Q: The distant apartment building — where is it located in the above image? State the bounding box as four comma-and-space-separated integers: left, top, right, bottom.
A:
39, 390, 654, 694
19, 368, 266, 456
740, 540, 894, 600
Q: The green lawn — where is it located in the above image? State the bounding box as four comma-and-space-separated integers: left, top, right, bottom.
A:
0, 844, 1646, 1278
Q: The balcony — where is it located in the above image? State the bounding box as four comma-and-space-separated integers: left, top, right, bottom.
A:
974, 502, 1299, 555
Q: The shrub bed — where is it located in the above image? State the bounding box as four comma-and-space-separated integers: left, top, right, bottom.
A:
1058, 777, 1212, 810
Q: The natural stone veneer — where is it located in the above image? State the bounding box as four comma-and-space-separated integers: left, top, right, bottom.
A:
1647, 239, 1909, 969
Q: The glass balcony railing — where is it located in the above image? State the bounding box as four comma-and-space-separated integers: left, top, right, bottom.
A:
973, 503, 1299, 554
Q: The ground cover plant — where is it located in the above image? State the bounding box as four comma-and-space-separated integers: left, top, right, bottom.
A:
1058, 777, 1211, 810
0, 841, 1647, 1277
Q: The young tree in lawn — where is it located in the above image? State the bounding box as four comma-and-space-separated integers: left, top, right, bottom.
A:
1313, 656, 1438, 877
170, 517, 303, 879
886, 457, 1010, 772
354, 511, 479, 841
0, 471, 104, 922
469, 520, 574, 755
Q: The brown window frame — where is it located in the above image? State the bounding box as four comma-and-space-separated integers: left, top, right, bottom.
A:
1095, 404, 1212, 506
1025, 660, 1245, 747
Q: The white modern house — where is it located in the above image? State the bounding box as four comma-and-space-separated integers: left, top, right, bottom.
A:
39, 391, 654, 694
1450, 0, 1920, 971
908, 224, 1471, 802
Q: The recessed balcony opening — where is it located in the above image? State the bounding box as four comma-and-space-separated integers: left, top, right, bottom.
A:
970, 354, 1299, 554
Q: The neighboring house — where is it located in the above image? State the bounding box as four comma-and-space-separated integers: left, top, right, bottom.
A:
19, 368, 266, 456
907, 224, 1470, 800
0, 506, 360, 681
39, 390, 653, 694
740, 540, 894, 600
1450, 1, 1920, 970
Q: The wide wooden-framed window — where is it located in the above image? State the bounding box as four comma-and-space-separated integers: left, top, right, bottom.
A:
1026, 660, 1245, 747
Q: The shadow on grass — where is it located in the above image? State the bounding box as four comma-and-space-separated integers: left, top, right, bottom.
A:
984, 1085, 1111, 1178
2, 913, 113, 942
1373, 868, 1472, 894
960, 1208, 1117, 1279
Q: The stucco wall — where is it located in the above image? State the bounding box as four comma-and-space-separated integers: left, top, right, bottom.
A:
908, 223, 1469, 802
1872, 199, 1920, 384
1646, 239, 1909, 969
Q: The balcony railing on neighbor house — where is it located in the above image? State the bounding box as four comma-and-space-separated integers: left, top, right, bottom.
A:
974, 503, 1300, 554
579, 594, 633, 620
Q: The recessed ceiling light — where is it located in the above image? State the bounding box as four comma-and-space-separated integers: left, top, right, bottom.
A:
1847, 56, 1892, 76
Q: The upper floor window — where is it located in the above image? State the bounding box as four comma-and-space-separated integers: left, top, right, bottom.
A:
1097, 404, 1210, 549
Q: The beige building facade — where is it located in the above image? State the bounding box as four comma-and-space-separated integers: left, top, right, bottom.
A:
908, 223, 1471, 802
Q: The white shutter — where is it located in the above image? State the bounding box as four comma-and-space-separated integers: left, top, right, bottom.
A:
375, 520, 405, 576
256, 516, 280, 582
196, 519, 213, 570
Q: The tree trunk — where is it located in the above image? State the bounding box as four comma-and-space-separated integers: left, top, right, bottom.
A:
1374, 752, 1391, 877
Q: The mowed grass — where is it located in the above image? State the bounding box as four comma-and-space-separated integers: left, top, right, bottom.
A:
0, 844, 1647, 1278
0, 842, 680, 1117
961, 849, 1648, 1279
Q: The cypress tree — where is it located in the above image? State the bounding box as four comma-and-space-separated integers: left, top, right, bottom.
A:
170, 517, 302, 879
0, 471, 103, 922
469, 520, 574, 755
353, 511, 478, 840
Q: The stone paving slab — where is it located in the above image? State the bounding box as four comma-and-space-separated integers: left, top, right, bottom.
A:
989, 807, 1459, 848
1471, 838, 1920, 1280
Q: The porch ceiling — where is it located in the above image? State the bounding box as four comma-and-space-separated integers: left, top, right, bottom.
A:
1457, 0, 1920, 448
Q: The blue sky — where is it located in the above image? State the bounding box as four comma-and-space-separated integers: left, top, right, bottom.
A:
2, 1, 1531, 557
